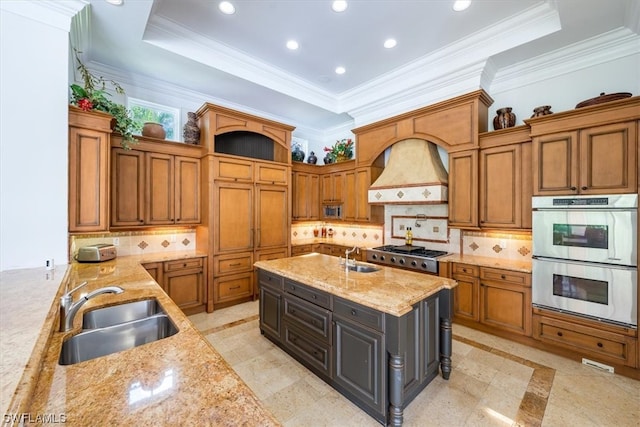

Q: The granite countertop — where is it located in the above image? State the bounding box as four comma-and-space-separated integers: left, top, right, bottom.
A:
440, 253, 532, 273
254, 253, 457, 316
2, 251, 279, 426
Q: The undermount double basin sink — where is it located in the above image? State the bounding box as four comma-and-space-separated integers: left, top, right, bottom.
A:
59, 299, 178, 365
348, 264, 380, 273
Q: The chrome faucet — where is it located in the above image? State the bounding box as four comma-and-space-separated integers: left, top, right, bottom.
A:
59, 281, 124, 332
344, 246, 359, 270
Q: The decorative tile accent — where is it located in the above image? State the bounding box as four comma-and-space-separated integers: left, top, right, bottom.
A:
351, 232, 356, 237
303, 230, 308, 235
182, 238, 190, 246
422, 188, 431, 199
161, 240, 170, 248
468, 242, 479, 251
374, 234, 380, 240
138, 241, 148, 250
518, 246, 531, 256
396, 190, 404, 199
492, 244, 502, 253
293, 231, 298, 237
375, 192, 382, 200
362, 233, 367, 239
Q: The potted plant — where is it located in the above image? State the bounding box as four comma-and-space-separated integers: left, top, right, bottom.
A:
324, 138, 354, 163
69, 49, 139, 149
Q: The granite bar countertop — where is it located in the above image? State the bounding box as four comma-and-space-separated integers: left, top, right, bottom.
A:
2, 251, 279, 426
439, 254, 532, 273
254, 253, 457, 316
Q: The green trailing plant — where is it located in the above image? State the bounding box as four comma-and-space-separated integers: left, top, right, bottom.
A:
69, 49, 139, 149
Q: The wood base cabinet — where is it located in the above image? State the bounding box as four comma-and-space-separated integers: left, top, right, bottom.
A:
143, 257, 207, 315
452, 263, 480, 322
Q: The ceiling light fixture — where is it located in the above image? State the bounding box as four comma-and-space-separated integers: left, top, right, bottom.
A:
335, 66, 346, 75
332, 1, 348, 13
105, 0, 123, 5
219, 1, 235, 15
286, 40, 299, 50
452, 0, 471, 12
384, 38, 397, 49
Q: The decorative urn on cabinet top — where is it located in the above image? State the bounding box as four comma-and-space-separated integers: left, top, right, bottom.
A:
493, 107, 516, 130
142, 122, 166, 139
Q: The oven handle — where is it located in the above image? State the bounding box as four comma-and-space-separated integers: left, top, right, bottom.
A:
532, 256, 638, 271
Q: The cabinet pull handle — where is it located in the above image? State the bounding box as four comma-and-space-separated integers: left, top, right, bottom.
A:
557, 331, 563, 337
570, 186, 577, 191
597, 342, 603, 348
312, 294, 317, 299
230, 286, 240, 290
351, 309, 357, 316
290, 285, 296, 291
501, 275, 506, 279
229, 263, 241, 267
183, 263, 187, 267
581, 186, 588, 190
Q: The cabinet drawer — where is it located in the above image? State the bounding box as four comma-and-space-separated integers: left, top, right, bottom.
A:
285, 280, 331, 310
255, 163, 288, 185
258, 269, 284, 290
164, 257, 203, 272
214, 252, 253, 275
452, 263, 479, 277
214, 156, 253, 181
334, 297, 384, 332
291, 245, 313, 256
481, 267, 530, 287
533, 314, 637, 367
284, 295, 332, 343
214, 272, 253, 303
283, 322, 332, 377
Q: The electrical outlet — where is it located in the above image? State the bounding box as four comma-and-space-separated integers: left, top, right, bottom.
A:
433, 226, 439, 233
45, 259, 54, 270
499, 240, 507, 249
113, 237, 120, 246
170, 234, 177, 243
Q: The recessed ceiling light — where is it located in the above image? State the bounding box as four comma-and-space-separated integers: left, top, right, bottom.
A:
335, 66, 346, 75
384, 38, 397, 49
219, 1, 235, 14
332, 1, 348, 13
453, 0, 471, 12
286, 40, 299, 50
105, 0, 123, 5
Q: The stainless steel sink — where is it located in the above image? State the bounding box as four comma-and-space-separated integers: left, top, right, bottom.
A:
59, 314, 178, 365
82, 298, 166, 329
348, 264, 380, 273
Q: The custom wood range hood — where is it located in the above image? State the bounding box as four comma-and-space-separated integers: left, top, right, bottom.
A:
368, 138, 449, 204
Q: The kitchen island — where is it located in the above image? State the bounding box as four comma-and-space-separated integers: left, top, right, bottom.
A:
254, 253, 458, 426
3, 253, 278, 426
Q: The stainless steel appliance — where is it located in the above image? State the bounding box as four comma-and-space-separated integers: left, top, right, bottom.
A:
532, 194, 638, 327
76, 244, 117, 263
322, 204, 342, 220
366, 245, 449, 275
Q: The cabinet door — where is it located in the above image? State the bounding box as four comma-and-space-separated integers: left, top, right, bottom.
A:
308, 174, 320, 220
214, 156, 253, 182
343, 170, 357, 221
146, 152, 174, 225
480, 280, 531, 336
292, 171, 319, 220
355, 168, 378, 222
452, 274, 479, 321
255, 162, 288, 185
448, 150, 478, 228
321, 172, 345, 203
142, 262, 163, 285
333, 317, 385, 417
532, 131, 579, 195
579, 121, 637, 194
255, 185, 289, 249
164, 268, 206, 315
260, 282, 283, 341
111, 148, 145, 227
480, 144, 521, 228
214, 182, 253, 253
175, 156, 201, 224
69, 126, 110, 232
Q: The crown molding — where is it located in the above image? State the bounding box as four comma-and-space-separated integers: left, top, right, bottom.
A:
490, 27, 640, 93
1, 0, 87, 32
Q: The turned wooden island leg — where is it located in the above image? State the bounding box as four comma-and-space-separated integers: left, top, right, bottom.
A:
388, 353, 405, 426
439, 289, 453, 380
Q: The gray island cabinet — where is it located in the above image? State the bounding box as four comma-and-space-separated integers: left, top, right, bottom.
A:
255, 253, 457, 426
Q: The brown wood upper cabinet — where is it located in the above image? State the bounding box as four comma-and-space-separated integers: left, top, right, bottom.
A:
292, 169, 320, 220
528, 98, 639, 196
110, 137, 203, 228
321, 171, 345, 204
448, 150, 479, 228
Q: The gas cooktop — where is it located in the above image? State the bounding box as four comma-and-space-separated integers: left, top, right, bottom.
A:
366, 245, 450, 274
372, 245, 449, 258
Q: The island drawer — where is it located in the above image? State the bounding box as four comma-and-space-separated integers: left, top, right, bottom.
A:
283, 322, 332, 378
258, 269, 284, 290
284, 279, 331, 309
334, 297, 384, 332
284, 295, 332, 343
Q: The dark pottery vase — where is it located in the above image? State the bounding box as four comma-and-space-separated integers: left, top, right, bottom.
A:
307, 151, 317, 164
323, 154, 334, 164
183, 112, 200, 144
142, 122, 166, 139
492, 107, 516, 130
292, 146, 305, 162
531, 105, 553, 118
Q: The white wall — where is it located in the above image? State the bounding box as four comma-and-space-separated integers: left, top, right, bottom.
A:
0, 5, 75, 271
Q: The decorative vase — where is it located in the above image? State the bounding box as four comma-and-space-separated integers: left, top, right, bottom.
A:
292, 146, 305, 162
183, 112, 200, 144
142, 122, 166, 139
492, 107, 516, 130
307, 151, 317, 164
323, 154, 334, 164
530, 105, 553, 118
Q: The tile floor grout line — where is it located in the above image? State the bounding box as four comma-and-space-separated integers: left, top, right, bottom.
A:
198, 314, 260, 336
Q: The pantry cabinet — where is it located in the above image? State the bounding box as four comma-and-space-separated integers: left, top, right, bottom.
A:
528, 97, 639, 196
68, 106, 113, 232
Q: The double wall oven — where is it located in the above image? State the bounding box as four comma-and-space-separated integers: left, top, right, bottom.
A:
532, 194, 638, 327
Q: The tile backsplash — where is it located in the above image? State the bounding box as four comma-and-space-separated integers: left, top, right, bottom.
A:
460, 230, 532, 261
291, 222, 384, 247
70, 229, 197, 261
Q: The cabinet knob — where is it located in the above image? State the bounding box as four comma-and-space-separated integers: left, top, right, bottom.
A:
581, 186, 588, 190
183, 263, 187, 267
597, 342, 603, 348
501, 275, 506, 279
351, 309, 357, 316
570, 186, 577, 191
312, 294, 317, 299
557, 331, 563, 337
139, 219, 144, 223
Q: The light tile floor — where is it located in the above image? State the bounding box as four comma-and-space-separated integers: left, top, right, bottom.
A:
189, 302, 640, 426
